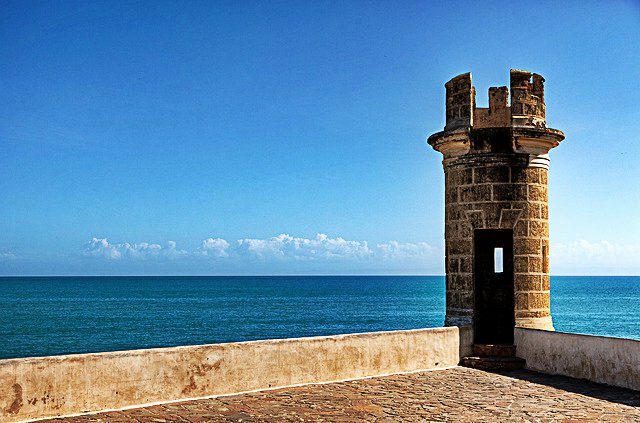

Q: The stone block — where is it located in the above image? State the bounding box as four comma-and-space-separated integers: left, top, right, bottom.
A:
514, 238, 541, 255
514, 256, 528, 273
514, 220, 528, 237
446, 258, 458, 274
529, 220, 549, 237
451, 274, 473, 291
541, 275, 550, 291
449, 239, 472, 255
515, 292, 550, 310
446, 205, 463, 221
492, 183, 527, 202
539, 171, 548, 185
446, 290, 461, 308
455, 169, 473, 185
460, 185, 492, 203
448, 221, 471, 239
470, 202, 511, 224
498, 208, 523, 229
528, 184, 548, 202
446, 187, 459, 204
515, 309, 550, 319
458, 256, 472, 273
534, 204, 547, 219
515, 274, 541, 291
542, 243, 550, 273
473, 166, 509, 184
540, 203, 549, 219
465, 210, 485, 229
528, 255, 543, 273
446, 169, 467, 187
458, 221, 472, 238
511, 167, 539, 184
459, 290, 474, 307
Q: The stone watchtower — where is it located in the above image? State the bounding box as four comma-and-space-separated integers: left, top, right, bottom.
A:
428, 70, 564, 345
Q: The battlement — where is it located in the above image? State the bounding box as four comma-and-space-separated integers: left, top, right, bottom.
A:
444, 69, 547, 131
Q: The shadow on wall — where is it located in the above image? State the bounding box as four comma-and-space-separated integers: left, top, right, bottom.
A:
515, 328, 640, 392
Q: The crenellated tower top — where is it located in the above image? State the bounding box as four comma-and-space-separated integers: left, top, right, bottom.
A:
429, 69, 565, 169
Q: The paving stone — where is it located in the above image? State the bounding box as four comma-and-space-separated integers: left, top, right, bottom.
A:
42, 367, 640, 422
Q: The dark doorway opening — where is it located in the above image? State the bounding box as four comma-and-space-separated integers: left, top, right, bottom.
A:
474, 229, 514, 344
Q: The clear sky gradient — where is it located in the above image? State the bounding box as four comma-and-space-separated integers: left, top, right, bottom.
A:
2, 0, 640, 275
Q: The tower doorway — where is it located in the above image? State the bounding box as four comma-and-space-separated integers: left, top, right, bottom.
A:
474, 229, 514, 344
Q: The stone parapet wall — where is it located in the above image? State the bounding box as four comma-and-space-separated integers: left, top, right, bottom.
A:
0, 327, 472, 422
515, 328, 640, 391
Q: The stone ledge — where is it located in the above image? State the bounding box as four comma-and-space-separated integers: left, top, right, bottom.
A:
515, 328, 640, 391
0, 327, 472, 422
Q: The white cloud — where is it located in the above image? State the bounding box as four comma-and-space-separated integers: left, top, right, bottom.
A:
199, 238, 230, 258
0, 250, 16, 261
81, 234, 440, 267
78, 236, 640, 274
235, 233, 373, 261
83, 238, 188, 261
552, 240, 640, 273
376, 241, 438, 260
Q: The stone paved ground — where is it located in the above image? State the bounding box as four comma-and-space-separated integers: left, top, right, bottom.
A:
44, 367, 640, 422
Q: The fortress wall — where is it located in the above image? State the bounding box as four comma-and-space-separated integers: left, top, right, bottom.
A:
515, 328, 640, 391
0, 326, 471, 422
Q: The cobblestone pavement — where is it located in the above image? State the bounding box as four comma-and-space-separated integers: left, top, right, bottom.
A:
44, 367, 640, 422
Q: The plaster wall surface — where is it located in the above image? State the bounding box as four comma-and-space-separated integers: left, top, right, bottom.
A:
515, 328, 640, 391
0, 327, 471, 422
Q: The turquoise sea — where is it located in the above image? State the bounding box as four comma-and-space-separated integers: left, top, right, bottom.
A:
0, 276, 638, 359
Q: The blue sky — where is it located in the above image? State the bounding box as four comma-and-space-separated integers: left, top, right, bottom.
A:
1, 0, 640, 275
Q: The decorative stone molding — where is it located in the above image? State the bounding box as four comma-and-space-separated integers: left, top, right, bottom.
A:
512, 128, 565, 170
428, 129, 471, 159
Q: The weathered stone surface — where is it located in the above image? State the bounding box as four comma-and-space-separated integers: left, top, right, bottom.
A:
511, 166, 545, 183
515, 292, 550, 310
0, 328, 470, 422
528, 255, 543, 272
449, 274, 473, 291
514, 219, 528, 237
540, 274, 550, 291
448, 238, 472, 255
473, 166, 509, 184
498, 208, 522, 229
459, 184, 491, 203
492, 183, 527, 202
515, 309, 550, 319
528, 184, 548, 202
516, 328, 640, 391
447, 168, 473, 186
514, 237, 541, 255
515, 274, 541, 292
41, 367, 640, 423
445, 72, 475, 131
428, 70, 564, 331
514, 256, 528, 273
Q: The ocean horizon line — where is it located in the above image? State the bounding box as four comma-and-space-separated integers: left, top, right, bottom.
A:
1, 274, 640, 278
